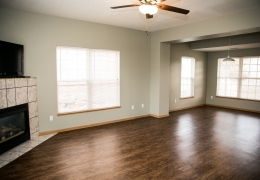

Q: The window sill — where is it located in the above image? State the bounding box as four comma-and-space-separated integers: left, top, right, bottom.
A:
57, 106, 121, 116
216, 96, 260, 102
180, 96, 194, 100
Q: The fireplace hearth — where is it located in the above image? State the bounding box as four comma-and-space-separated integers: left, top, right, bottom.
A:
0, 104, 30, 155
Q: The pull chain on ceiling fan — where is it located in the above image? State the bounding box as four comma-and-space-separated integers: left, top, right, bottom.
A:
111, 0, 190, 19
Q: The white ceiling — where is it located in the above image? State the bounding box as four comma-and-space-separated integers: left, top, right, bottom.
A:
0, 0, 260, 32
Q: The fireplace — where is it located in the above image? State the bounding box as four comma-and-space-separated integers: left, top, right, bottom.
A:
0, 103, 30, 155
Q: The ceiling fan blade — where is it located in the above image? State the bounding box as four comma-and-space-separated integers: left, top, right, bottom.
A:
157, 4, 189, 14
111, 4, 140, 9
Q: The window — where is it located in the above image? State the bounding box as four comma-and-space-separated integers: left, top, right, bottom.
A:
181, 57, 195, 98
217, 58, 240, 98
56, 47, 120, 114
217, 57, 260, 101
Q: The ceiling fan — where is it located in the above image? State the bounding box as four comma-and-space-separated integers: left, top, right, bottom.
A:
111, 0, 190, 19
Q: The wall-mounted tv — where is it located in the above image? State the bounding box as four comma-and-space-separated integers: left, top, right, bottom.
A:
0, 40, 24, 78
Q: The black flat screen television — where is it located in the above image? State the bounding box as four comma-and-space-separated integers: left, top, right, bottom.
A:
0, 40, 24, 78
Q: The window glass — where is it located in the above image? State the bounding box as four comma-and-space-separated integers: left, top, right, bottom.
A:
217, 57, 260, 101
181, 57, 195, 98
57, 47, 120, 113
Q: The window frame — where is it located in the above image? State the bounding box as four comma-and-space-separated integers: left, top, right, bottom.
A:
56, 46, 121, 116
216, 56, 260, 102
180, 56, 195, 99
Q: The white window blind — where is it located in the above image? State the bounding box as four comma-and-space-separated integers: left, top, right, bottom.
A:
217, 57, 260, 100
57, 47, 120, 113
181, 57, 195, 98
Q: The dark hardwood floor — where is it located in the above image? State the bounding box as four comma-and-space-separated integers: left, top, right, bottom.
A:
1, 106, 260, 179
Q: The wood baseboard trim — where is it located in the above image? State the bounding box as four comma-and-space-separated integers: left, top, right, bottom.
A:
169, 104, 206, 112
206, 104, 260, 113
39, 114, 150, 136
40, 104, 259, 136
149, 114, 169, 118
57, 106, 121, 116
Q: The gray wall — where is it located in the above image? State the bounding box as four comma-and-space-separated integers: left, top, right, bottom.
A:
190, 32, 260, 50
170, 43, 207, 110
1, 6, 260, 133
150, 7, 260, 116
0, 8, 151, 132
159, 43, 171, 116
206, 48, 260, 111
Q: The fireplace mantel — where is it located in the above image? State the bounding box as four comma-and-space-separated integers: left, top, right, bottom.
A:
0, 78, 39, 140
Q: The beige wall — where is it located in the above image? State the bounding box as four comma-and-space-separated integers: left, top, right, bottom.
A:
0, 8, 151, 132
170, 43, 207, 110
206, 48, 260, 112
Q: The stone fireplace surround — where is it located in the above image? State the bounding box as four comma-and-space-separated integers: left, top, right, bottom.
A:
0, 78, 39, 140
0, 78, 56, 168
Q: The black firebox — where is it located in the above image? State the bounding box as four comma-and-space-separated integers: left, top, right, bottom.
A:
0, 104, 30, 155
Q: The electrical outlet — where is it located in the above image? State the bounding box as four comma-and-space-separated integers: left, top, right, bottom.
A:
211, 96, 213, 99
175, 99, 177, 103
132, 105, 134, 109
50, 116, 53, 121
141, 104, 144, 108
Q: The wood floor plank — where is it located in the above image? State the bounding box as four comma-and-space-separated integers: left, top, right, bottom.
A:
0, 106, 260, 179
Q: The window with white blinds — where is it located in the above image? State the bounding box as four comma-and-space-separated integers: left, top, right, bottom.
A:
56, 47, 120, 114
217, 58, 240, 98
217, 57, 260, 101
181, 57, 195, 98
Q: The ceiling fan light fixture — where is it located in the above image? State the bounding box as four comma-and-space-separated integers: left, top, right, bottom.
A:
139, 5, 158, 15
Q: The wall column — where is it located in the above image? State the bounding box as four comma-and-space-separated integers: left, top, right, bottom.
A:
150, 42, 170, 117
